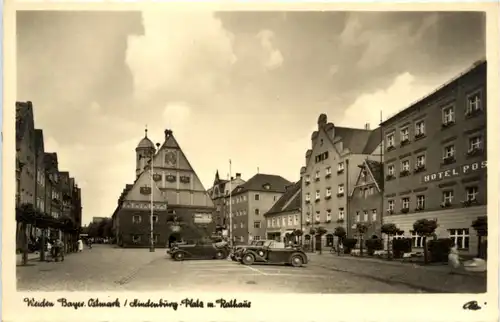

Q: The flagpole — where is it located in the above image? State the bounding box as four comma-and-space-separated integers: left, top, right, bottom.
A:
380, 110, 384, 236
229, 159, 233, 246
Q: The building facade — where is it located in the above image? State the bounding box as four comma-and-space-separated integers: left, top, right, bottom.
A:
348, 159, 384, 239
380, 60, 487, 256
264, 180, 301, 242
16, 101, 83, 251
114, 129, 216, 248
207, 171, 245, 230
229, 174, 291, 244
300, 114, 382, 251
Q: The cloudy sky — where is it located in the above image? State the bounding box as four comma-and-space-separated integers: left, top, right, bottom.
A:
16, 11, 485, 224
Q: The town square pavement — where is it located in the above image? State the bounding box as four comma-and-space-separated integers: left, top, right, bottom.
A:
16, 245, 485, 293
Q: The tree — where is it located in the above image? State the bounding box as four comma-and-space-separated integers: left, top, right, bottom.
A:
333, 226, 346, 255
293, 229, 303, 244
413, 218, 438, 264
315, 226, 328, 254
355, 223, 369, 256
472, 216, 487, 259
381, 223, 399, 260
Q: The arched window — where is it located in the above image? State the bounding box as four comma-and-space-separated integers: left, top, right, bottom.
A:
326, 234, 334, 246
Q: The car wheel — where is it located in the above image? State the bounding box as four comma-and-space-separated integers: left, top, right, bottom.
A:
215, 250, 225, 260
241, 254, 255, 265
290, 255, 303, 267
174, 252, 185, 261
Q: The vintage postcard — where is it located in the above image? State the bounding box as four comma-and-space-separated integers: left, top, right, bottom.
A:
2, 1, 499, 322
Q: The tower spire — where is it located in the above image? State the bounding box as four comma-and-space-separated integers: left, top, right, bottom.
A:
145, 125, 148, 138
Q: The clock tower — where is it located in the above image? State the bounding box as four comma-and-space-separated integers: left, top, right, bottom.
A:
135, 128, 156, 178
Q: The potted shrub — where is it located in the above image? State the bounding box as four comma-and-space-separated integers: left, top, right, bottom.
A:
392, 238, 412, 259
365, 237, 383, 256
412, 218, 438, 264
333, 226, 347, 255
355, 223, 369, 256
342, 238, 357, 254
428, 238, 453, 263
381, 223, 399, 260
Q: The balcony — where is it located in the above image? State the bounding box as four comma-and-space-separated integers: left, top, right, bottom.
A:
442, 156, 456, 165
399, 170, 410, 178
441, 120, 455, 129
414, 132, 426, 140
400, 138, 410, 147
387, 145, 396, 152
414, 165, 426, 174
467, 148, 484, 158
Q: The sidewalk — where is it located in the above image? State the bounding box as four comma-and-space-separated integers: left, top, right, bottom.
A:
16, 252, 40, 265
308, 253, 487, 293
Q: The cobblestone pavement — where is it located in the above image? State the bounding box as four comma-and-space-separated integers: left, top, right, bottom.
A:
17, 245, 423, 293
307, 253, 487, 293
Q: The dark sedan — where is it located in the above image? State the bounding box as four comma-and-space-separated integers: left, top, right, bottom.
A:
239, 240, 308, 267
169, 241, 230, 261
230, 240, 273, 261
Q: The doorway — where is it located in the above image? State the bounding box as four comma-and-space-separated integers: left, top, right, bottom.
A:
315, 235, 322, 252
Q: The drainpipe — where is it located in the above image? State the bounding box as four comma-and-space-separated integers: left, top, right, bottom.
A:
345, 159, 350, 238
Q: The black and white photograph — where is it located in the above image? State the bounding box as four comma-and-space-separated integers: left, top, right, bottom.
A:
3, 4, 498, 321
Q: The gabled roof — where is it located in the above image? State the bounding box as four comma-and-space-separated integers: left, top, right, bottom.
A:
231, 173, 291, 196
365, 159, 384, 191
335, 127, 382, 154
265, 180, 302, 215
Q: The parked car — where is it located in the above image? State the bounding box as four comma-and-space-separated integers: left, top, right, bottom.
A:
169, 240, 230, 261
239, 240, 308, 267
230, 240, 272, 261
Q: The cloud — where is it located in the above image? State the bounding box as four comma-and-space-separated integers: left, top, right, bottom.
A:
125, 11, 237, 104
340, 72, 438, 129
256, 30, 284, 70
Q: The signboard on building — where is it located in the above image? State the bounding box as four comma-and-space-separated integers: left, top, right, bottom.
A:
193, 213, 212, 224
422, 161, 487, 183
122, 202, 168, 211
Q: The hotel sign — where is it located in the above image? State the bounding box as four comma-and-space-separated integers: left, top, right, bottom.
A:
193, 213, 212, 224
423, 161, 487, 183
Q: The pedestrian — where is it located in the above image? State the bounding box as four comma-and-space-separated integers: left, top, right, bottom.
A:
338, 243, 344, 256
448, 243, 461, 274
77, 238, 84, 252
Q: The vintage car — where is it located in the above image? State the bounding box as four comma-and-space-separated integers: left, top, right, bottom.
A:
230, 240, 272, 261
169, 240, 230, 261
239, 240, 308, 267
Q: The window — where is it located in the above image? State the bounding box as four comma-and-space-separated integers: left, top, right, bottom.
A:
305, 193, 311, 202
401, 197, 410, 209
387, 164, 395, 176
233, 223, 237, 229
466, 186, 478, 201
288, 215, 293, 225
401, 160, 410, 171
254, 194, 260, 201
326, 167, 332, 176
338, 208, 345, 220
325, 187, 332, 197
281, 216, 286, 226
388, 200, 395, 211
338, 185, 345, 194
415, 120, 425, 136
363, 211, 368, 222
240, 236, 244, 242
444, 145, 455, 158
400, 127, 409, 141
152, 215, 159, 223
254, 235, 261, 241
133, 215, 142, 223
326, 210, 332, 221
371, 209, 377, 221
466, 92, 481, 114
305, 175, 311, 183
315, 212, 320, 222
240, 222, 244, 228
369, 186, 375, 195
448, 229, 470, 250
294, 215, 299, 225
386, 133, 395, 147
254, 221, 261, 228
315, 151, 329, 163
315, 171, 320, 180
410, 231, 424, 248
326, 234, 334, 247
443, 190, 454, 203
132, 235, 141, 243
416, 154, 425, 168
468, 136, 482, 152
417, 195, 425, 209
338, 162, 344, 172
315, 190, 320, 200
271, 218, 276, 227
254, 209, 260, 215
355, 211, 360, 222
442, 106, 455, 124
267, 219, 271, 227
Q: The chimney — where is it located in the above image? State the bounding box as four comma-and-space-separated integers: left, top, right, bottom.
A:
364, 123, 370, 130
164, 129, 172, 139
235, 173, 241, 178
